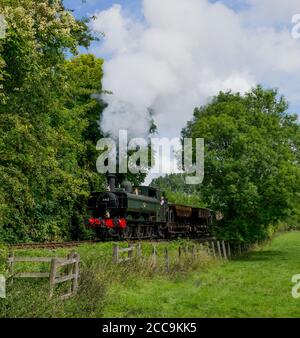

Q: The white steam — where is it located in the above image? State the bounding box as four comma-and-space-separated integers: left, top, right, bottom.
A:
91, 0, 300, 139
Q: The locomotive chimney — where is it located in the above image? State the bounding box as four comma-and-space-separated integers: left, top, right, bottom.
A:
107, 173, 116, 192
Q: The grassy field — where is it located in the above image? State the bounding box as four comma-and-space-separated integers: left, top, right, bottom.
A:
1, 232, 300, 318
103, 232, 300, 318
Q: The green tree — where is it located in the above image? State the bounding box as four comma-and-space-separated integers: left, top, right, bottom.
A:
61, 54, 107, 239
0, 1, 103, 242
62, 54, 106, 189
183, 86, 300, 242
150, 173, 206, 207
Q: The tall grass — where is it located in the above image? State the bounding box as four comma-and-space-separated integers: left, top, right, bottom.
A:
0, 241, 218, 318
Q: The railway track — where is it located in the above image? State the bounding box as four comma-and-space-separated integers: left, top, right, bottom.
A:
8, 236, 215, 250
9, 240, 98, 250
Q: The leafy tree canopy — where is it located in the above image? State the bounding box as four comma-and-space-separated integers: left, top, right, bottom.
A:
0, 0, 104, 242
182, 86, 300, 242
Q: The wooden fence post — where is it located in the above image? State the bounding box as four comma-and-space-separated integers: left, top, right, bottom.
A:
8, 252, 14, 278
192, 246, 196, 260
238, 243, 242, 255
217, 241, 222, 258
211, 241, 216, 258
222, 241, 227, 260
137, 243, 142, 258
49, 258, 58, 299
165, 248, 170, 273
72, 253, 80, 294
178, 246, 181, 258
67, 251, 75, 294
152, 245, 157, 268
128, 243, 133, 260
205, 242, 210, 255
227, 242, 231, 260
113, 244, 119, 264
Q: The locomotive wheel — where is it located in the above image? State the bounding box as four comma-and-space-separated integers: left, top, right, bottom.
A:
135, 225, 144, 240
157, 225, 165, 239
123, 225, 133, 240
107, 228, 122, 240
146, 226, 154, 239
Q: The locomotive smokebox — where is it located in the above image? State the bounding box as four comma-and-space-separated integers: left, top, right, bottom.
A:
106, 173, 116, 192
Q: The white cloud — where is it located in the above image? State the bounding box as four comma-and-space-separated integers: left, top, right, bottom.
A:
91, 0, 300, 141
242, 0, 300, 27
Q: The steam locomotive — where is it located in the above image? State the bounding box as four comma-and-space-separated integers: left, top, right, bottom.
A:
86, 174, 213, 240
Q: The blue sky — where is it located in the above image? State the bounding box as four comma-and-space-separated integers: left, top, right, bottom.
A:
64, 0, 142, 56
64, 0, 248, 18
64, 0, 142, 18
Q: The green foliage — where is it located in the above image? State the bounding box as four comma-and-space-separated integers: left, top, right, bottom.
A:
62, 54, 107, 191
151, 173, 206, 207
183, 86, 300, 242
0, 1, 105, 242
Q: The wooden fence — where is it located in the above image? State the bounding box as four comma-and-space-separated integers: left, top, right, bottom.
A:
4, 240, 254, 299
113, 243, 142, 264
8, 251, 80, 300
112, 239, 253, 273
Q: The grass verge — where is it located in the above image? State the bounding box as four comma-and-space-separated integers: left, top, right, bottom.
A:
1, 232, 300, 318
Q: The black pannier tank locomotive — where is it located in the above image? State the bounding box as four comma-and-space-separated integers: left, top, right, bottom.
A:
86, 174, 213, 240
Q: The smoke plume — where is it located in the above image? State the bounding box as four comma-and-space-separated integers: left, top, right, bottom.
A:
91, 0, 300, 140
